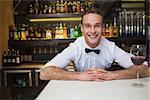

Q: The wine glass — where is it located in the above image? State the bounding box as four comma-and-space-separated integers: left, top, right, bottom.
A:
130, 44, 146, 88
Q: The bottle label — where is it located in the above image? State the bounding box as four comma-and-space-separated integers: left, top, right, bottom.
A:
16, 57, 20, 64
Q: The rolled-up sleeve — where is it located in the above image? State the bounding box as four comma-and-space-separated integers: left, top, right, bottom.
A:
113, 45, 134, 68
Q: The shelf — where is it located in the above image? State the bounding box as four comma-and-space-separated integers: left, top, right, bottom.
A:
27, 14, 82, 22
8, 36, 146, 48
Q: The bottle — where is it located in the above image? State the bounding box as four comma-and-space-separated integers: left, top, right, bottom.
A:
80, 1, 84, 13
7, 50, 12, 66
68, 1, 72, 13
60, 0, 64, 13
76, 1, 81, 14
59, 23, 64, 38
9, 25, 15, 40
11, 49, 16, 65
43, 4, 48, 14
16, 49, 21, 65
105, 23, 110, 38
29, 26, 35, 40
70, 26, 75, 38
20, 24, 27, 40
72, 1, 77, 14
64, 1, 68, 13
56, 0, 60, 13
52, 3, 56, 14
48, 3, 52, 14
34, 0, 39, 14
113, 16, 119, 37
51, 27, 56, 39
29, 4, 34, 14
2, 51, 7, 66
63, 23, 68, 38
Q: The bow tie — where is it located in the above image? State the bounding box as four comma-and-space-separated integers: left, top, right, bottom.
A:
85, 48, 100, 54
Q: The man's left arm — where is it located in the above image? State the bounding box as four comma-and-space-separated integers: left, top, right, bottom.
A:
103, 65, 149, 80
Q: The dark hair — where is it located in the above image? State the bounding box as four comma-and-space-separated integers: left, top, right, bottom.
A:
81, 8, 104, 24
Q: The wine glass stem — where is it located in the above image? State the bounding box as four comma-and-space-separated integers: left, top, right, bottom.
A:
137, 65, 140, 82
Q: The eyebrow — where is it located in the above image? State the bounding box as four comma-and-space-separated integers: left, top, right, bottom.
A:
83, 23, 103, 25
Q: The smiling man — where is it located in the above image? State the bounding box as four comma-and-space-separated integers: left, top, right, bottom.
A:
40, 8, 149, 81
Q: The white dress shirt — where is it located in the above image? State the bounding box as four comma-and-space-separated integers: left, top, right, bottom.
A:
43, 36, 134, 71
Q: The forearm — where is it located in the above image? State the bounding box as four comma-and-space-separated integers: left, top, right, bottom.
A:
112, 65, 149, 80
40, 66, 80, 80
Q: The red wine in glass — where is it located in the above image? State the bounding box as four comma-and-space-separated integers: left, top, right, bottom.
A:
131, 56, 146, 65
130, 44, 146, 88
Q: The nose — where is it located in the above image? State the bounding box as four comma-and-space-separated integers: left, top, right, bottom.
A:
90, 26, 96, 33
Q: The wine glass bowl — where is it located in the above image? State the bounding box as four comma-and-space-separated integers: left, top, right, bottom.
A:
130, 44, 146, 88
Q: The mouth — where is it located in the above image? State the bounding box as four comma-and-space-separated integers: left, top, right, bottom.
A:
88, 34, 99, 38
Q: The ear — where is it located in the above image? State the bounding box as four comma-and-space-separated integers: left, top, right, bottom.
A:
81, 24, 83, 32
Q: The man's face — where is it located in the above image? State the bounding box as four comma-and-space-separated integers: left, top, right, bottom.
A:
81, 13, 103, 48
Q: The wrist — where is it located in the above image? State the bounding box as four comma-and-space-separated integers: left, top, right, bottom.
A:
69, 72, 81, 80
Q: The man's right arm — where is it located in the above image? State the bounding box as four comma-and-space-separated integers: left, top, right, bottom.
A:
40, 66, 80, 80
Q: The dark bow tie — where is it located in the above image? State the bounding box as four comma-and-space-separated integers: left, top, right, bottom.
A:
85, 48, 100, 54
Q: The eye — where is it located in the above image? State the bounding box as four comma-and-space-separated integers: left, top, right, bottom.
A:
94, 24, 102, 28
83, 24, 91, 28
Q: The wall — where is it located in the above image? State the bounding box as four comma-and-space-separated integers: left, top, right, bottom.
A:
0, 1, 14, 68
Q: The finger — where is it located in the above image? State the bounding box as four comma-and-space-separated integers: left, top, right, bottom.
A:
91, 78, 104, 82
96, 69, 107, 73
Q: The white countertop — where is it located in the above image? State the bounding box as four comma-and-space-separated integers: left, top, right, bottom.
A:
36, 77, 150, 100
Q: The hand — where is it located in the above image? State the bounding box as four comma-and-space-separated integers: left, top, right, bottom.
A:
102, 71, 118, 80
78, 67, 108, 81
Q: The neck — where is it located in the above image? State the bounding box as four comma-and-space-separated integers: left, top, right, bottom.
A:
87, 41, 100, 48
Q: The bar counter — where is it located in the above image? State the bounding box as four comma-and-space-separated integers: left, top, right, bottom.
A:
1, 63, 44, 69
36, 77, 150, 100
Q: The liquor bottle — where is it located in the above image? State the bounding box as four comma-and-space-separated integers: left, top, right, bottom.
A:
59, 23, 64, 38
46, 27, 52, 39
68, 1, 72, 13
2, 51, 7, 66
34, 0, 39, 14
16, 49, 21, 65
109, 23, 113, 38
56, 0, 60, 13
29, 4, 34, 14
51, 27, 56, 39
70, 26, 75, 38
142, 12, 145, 36
77, 24, 82, 37
136, 12, 140, 36
105, 23, 110, 38
7, 50, 12, 66
63, 23, 68, 38
74, 25, 79, 38
9, 25, 15, 40
72, 1, 77, 14
133, 12, 137, 36
76, 1, 81, 14
55, 24, 59, 39
64, 1, 68, 13
60, 0, 64, 13
11, 49, 16, 65
48, 3, 52, 14
43, 4, 48, 14
80, 1, 85, 13
29, 26, 35, 40
41, 27, 46, 39
113, 16, 119, 37
15, 24, 21, 40
52, 3, 56, 14
20, 24, 27, 40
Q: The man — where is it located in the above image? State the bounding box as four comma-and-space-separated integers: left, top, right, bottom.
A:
40, 8, 149, 81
